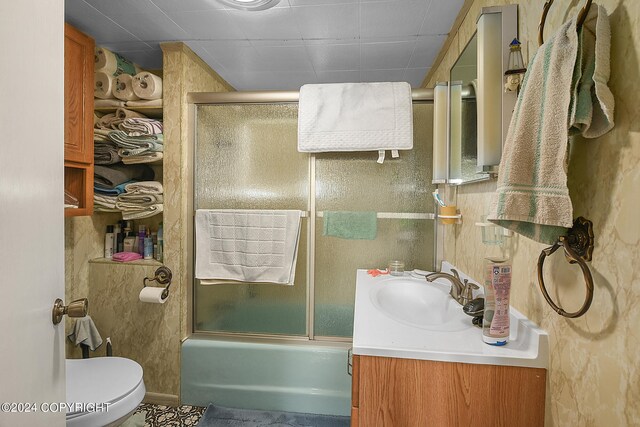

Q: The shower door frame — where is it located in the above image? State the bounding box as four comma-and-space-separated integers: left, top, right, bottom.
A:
187, 90, 440, 344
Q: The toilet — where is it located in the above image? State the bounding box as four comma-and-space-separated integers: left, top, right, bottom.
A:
66, 357, 146, 427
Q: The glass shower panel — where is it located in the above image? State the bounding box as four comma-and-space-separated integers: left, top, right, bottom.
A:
314, 103, 436, 337
194, 104, 309, 336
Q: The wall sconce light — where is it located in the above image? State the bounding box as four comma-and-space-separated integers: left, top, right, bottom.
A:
432, 82, 448, 184
476, 6, 518, 174
504, 39, 526, 92
448, 81, 463, 184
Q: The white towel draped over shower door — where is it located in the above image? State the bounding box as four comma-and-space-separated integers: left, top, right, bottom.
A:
195, 209, 302, 285
297, 82, 413, 160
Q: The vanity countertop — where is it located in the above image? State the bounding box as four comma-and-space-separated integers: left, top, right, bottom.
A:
352, 263, 549, 369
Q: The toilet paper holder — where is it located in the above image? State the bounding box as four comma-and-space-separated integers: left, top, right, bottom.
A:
143, 266, 172, 300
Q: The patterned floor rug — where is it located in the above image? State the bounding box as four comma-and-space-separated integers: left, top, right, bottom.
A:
133, 403, 206, 427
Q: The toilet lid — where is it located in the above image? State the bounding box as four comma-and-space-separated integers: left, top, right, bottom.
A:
66, 357, 143, 415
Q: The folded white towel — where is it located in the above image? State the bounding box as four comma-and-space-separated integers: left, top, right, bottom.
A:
94, 99, 126, 108
126, 99, 163, 107
121, 204, 163, 220
298, 82, 413, 160
195, 209, 302, 285
116, 193, 164, 207
122, 152, 164, 164
124, 181, 163, 194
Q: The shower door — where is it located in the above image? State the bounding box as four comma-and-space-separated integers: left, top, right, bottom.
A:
193, 101, 436, 339
194, 104, 309, 336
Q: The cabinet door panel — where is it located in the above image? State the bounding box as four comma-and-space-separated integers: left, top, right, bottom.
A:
358, 356, 546, 427
64, 24, 93, 164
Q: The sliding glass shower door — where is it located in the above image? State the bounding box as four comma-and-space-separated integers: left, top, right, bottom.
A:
193, 101, 436, 339
194, 104, 309, 336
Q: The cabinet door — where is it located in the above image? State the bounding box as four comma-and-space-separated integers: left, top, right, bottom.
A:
358, 356, 546, 427
64, 23, 94, 164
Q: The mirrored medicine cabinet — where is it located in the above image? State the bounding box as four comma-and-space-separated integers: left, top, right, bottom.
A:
432, 5, 518, 186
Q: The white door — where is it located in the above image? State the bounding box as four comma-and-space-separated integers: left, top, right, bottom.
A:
0, 1, 66, 426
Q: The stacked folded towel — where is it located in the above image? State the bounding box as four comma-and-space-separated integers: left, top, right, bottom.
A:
94, 164, 155, 213
119, 118, 163, 136
94, 110, 163, 165
93, 193, 119, 212
94, 139, 121, 165
116, 181, 164, 220
94, 164, 154, 193
108, 130, 164, 164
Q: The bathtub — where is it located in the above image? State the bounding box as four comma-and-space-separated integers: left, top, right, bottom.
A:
181, 337, 352, 416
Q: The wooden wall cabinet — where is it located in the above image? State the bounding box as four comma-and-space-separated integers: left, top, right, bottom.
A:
351, 355, 546, 427
64, 23, 94, 216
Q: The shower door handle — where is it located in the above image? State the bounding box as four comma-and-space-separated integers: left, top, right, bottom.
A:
347, 348, 353, 376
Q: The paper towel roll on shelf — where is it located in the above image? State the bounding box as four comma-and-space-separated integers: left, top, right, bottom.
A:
95, 47, 142, 77
139, 287, 168, 304
113, 74, 140, 101
94, 71, 115, 99
132, 72, 163, 100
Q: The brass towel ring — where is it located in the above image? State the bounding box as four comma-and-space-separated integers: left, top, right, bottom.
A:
538, 0, 593, 46
537, 217, 595, 318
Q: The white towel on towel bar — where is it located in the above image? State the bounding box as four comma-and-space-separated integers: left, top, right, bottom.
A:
297, 82, 413, 157
195, 209, 302, 285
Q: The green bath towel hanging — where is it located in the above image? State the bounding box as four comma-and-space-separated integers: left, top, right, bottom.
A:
322, 211, 377, 240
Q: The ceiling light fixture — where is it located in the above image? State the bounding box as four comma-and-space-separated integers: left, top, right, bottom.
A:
217, 0, 281, 11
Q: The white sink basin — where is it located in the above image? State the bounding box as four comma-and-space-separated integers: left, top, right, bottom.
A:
352, 264, 550, 369
370, 276, 469, 332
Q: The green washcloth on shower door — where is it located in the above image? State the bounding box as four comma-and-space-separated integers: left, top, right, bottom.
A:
323, 211, 377, 240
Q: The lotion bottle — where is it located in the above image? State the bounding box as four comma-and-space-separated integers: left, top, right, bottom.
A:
123, 232, 136, 252
482, 257, 511, 346
104, 225, 114, 259
143, 230, 153, 259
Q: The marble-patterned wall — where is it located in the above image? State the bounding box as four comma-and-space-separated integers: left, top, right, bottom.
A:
64, 43, 233, 401
159, 42, 233, 345
426, 1, 640, 425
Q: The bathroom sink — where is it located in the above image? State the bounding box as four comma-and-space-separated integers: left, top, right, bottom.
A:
370, 276, 469, 332
353, 265, 550, 369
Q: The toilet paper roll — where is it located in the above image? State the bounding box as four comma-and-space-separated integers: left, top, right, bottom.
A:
94, 71, 115, 99
132, 72, 163, 100
95, 47, 142, 77
139, 287, 168, 304
113, 74, 140, 102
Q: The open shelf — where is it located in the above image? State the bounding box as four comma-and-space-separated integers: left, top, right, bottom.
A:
64, 162, 93, 217
89, 257, 162, 266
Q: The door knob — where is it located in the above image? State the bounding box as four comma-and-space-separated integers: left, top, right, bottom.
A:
52, 298, 88, 325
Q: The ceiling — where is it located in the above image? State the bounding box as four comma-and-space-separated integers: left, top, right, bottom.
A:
65, 0, 465, 91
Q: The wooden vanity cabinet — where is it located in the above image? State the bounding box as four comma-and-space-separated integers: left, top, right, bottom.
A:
64, 23, 94, 216
351, 355, 546, 427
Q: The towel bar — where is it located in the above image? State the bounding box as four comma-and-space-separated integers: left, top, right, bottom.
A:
536, 217, 594, 318
538, 0, 593, 45
316, 211, 435, 220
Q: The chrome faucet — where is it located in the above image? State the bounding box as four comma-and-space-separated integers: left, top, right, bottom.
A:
424, 269, 479, 306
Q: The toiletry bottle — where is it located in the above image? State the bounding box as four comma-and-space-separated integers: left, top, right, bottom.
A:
123, 232, 136, 252
144, 230, 153, 260
104, 225, 114, 259
151, 231, 158, 259
482, 257, 512, 346
113, 223, 121, 254
156, 222, 163, 262
137, 225, 146, 255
